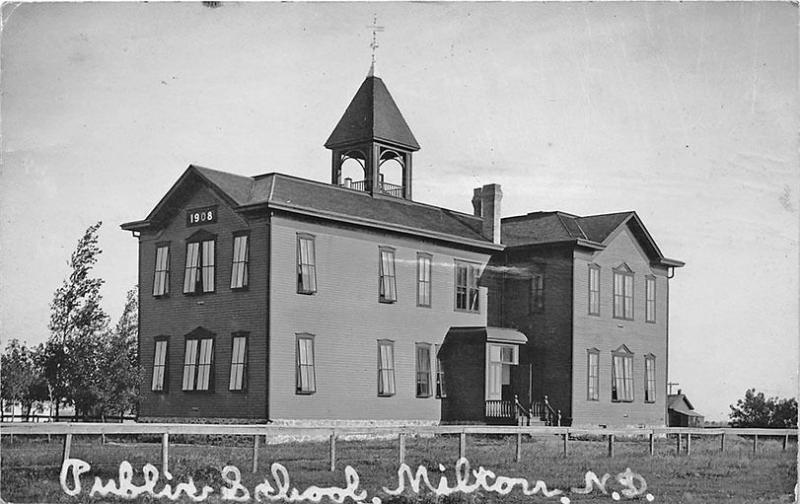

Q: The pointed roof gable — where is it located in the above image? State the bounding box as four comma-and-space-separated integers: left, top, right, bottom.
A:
501, 210, 684, 268
121, 165, 499, 251
324, 76, 420, 151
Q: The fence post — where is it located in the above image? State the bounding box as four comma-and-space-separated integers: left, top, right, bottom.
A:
62, 433, 73, 466
783, 433, 788, 451
252, 435, 260, 474
161, 433, 169, 475
607, 434, 614, 458
329, 431, 336, 472
399, 433, 406, 465
515, 433, 522, 462
720, 432, 726, 452
459, 432, 466, 460
676, 433, 682, 454
649, 432, 654, 456
686, 433, 691, 456
562, 433, 568, 457
752, 434, 757, 454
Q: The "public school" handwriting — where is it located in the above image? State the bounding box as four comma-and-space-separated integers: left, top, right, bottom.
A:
60, 457, 654, 503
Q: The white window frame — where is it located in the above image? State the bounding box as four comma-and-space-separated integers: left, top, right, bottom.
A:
613, 267, 634, 320
151, 337, 169, 392
645, 355, 656, 403
455, 260, 480, 313
588, 264, 600, 315
229, 333, 248, 391
296, 334, 316, 394
377, 340, 396, 396
230, 233, 249, 289
611, 346, 634, 402
183, 239, 215, 294
434, 344, 446, 398
379, 247, 397, 303
485, 343, 518, 400
645, 276, 656, 323
417, 253, 432, 307
587, 348, 599, 401
415, 343, 432, 398
153, 244, 170, 296
297, 234, 317, 294
182, 333, 214, 391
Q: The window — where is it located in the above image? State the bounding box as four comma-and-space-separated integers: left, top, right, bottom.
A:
230, 233, 249, 289
417, 253, 432, 307
531, 273, 544, 313
379, 248, 397, 303
455, 261, 480, 312
296, 334, 316, 394
415, 343, 432, 398
182, 329, 214, 391
645, 276, 656, 323
229, 334, 248, 391
588, 265, 600, 315
184, 237, 215, 294
152, 337, 169, 392
377, 340, 395, 396
153, 244, 170, 296
297, 234, 317, 294
645, 355, 656, 403
611, 346, 634, 402
486, 344, 518, 400
613, 267, 634, 320
435, 344, 446, 398
587, 349, 599, 401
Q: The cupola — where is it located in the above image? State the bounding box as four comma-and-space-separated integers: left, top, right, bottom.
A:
325, 69, 419, 200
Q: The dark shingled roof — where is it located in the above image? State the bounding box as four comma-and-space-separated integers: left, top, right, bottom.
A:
324, 76, 420, 151
123, 165, 495, 250
501, 211, 635, 247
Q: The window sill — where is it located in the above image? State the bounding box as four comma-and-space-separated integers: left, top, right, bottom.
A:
612, 316, 634, 322
454, 308, 480, 314
153, 294, 170, 299
378, 393, 396, 398
588, 312, 600, 317
229, 388, 248, 393
379, 298, 397, 304
295, 390, 316, 395
645, 320, 656, 324
183, 291, 216, 297
611, 399, 634, 403
182, 390, 215, 394
231, 286, 250, 292
297, 290, 317, 296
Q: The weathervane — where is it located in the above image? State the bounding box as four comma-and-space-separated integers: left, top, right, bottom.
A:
367, 14, 384, 76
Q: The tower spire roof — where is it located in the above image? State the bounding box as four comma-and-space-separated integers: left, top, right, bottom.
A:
324, 75, 420, 151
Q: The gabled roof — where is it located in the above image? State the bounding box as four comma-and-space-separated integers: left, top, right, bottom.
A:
121, 165, 500, 251
668, 394, 703, 417
501, 210, 684, 268
438, 326, 528, 357
324, 76, 420, 151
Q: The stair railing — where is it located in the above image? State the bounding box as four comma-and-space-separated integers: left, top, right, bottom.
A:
513, 394, 531, 426
543, 395, 562, 426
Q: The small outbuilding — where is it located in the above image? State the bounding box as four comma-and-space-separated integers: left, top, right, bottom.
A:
667, 390, 704, 427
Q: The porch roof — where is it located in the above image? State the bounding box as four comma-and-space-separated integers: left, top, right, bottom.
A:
438, 326, 527, 357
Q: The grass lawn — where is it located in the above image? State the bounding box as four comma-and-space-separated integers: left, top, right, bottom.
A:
1, 433, 796, 503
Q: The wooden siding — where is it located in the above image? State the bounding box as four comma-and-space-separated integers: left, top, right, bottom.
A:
268, 214, 491, 421
571, 225, 669, 427
490, 246, 575, 420
137, 185, 269, 421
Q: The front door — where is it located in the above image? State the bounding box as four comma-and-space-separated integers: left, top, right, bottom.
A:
486, 343, 519, 401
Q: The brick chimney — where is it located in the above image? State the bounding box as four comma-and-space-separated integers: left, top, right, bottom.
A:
471, 184, 502, 244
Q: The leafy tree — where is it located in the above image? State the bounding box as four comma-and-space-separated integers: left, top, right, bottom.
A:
95, 286, 140, 418
729, 388, 798, 428
0, 340, 48, 420
44, 222, 110, 418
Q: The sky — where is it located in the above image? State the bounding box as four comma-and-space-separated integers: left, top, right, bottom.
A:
1, 2, 797, 421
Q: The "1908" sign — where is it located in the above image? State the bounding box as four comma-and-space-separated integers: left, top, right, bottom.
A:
186, 206, 218, 227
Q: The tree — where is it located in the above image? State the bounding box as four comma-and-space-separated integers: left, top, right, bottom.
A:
729, 388, 798, 428
0, 340, 48, 421
43, 222, 110, 418
95, 286, 140, 418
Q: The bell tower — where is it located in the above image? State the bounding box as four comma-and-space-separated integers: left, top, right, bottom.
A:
325, 69, 420, 200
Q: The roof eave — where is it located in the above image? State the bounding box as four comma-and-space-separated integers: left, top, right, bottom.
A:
120, 220, 151, 232
656, 258, 686, 268
503, 238, 605, 250
239, 201, 504, 252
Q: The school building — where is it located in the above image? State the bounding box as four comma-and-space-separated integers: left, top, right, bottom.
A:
122, 69, 683, 427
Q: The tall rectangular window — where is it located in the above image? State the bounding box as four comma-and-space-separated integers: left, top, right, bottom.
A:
486, 344, 517, 400
613, 270, 634, 320
415, 343, 432, 398
296, 334, 316, 394
587, 349, 599, 401
297, 234, 317, 294
417, 253, 432, 307
611, 350, 634, 402
645, 355, 656, 403
182, 333, 214, 391
379, 248, 397, 303
229, 334, 248, 391
377, 340, 395, 396
531, 274, 544, 313
434, 344, 446, 398
455, 261, 480, 312
152, 337, 168, 392
153, 245, 170, 296
230, 233, 249, 289
645, 276, 656, 323
184, 239, 215, 294
588, 265, 600, 315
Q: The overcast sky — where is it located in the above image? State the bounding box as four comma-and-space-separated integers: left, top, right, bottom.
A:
1, 2, 797, 421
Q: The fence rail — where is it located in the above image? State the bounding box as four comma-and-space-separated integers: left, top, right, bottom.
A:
2, 423, 795, 475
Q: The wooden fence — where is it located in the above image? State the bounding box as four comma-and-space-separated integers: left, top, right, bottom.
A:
1, 423, 795, 476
